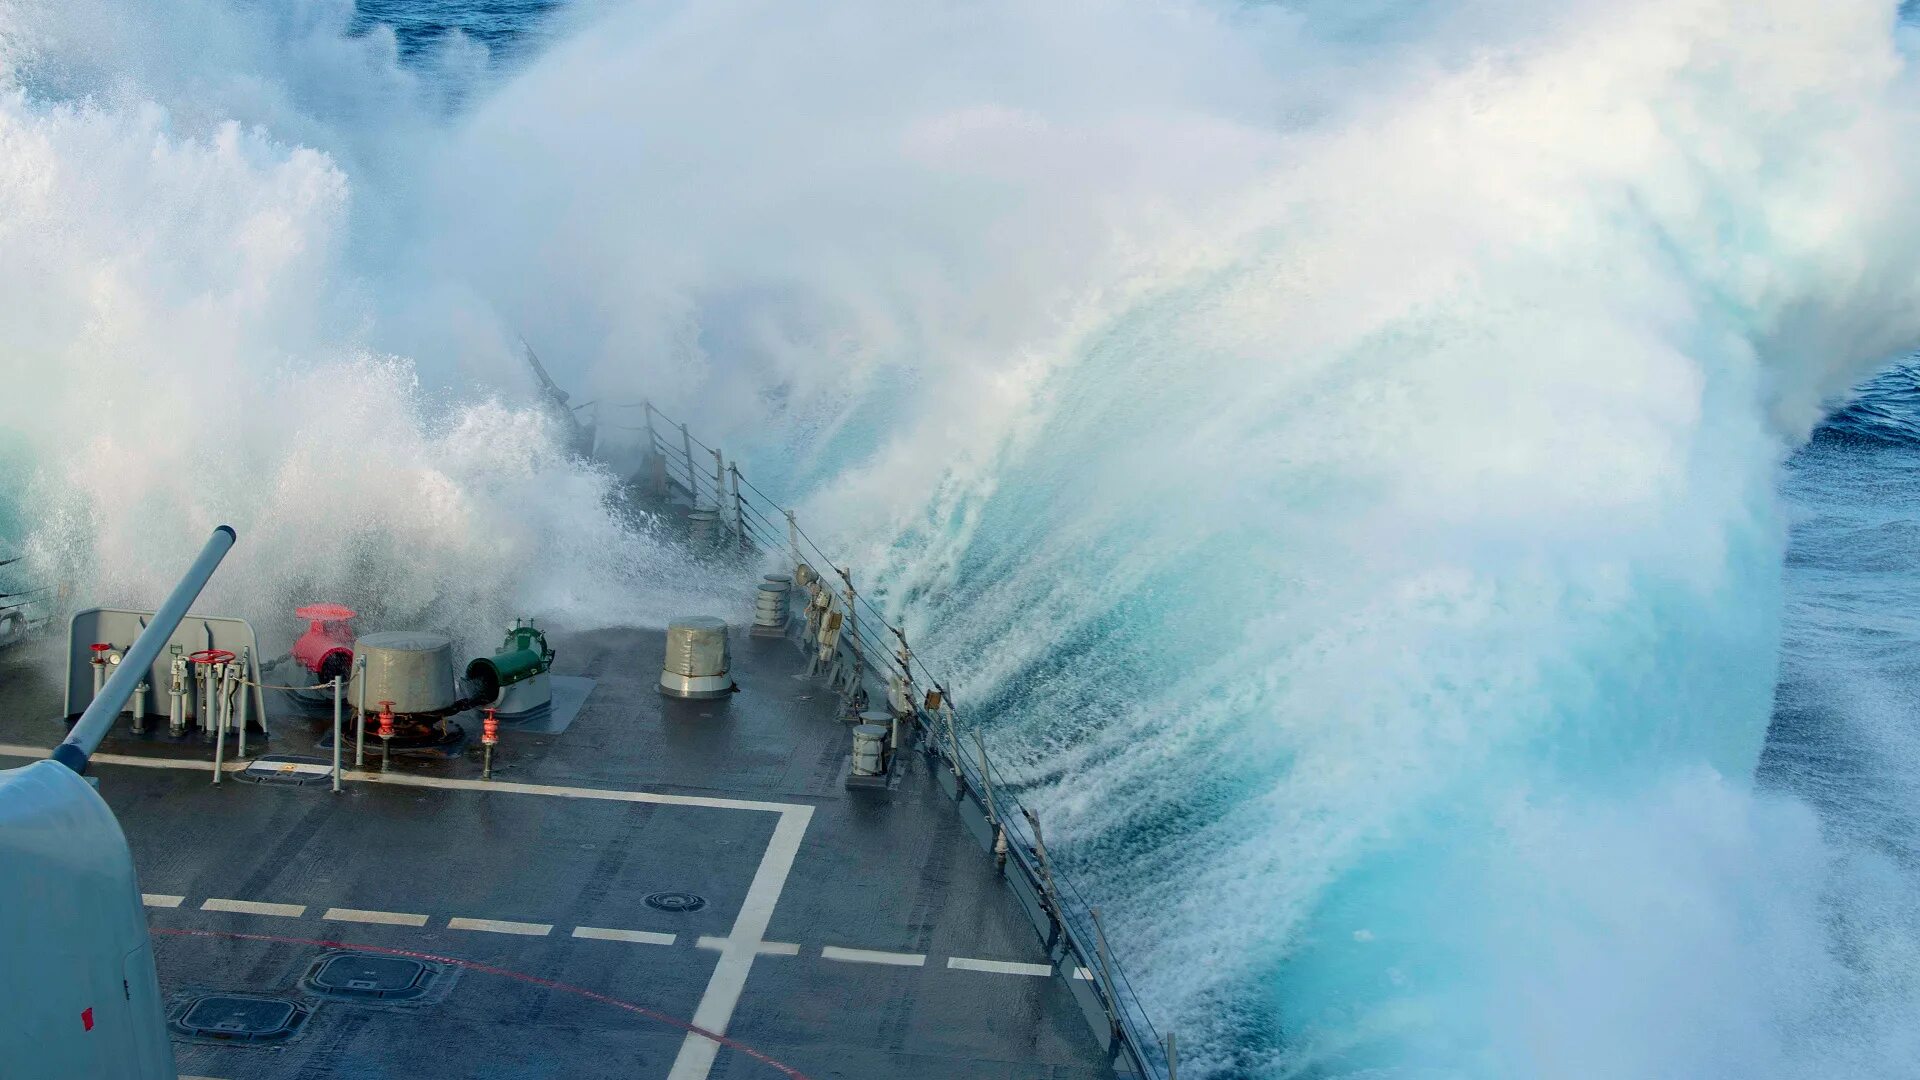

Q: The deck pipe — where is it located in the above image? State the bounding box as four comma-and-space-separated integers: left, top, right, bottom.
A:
52, 526, 237, 774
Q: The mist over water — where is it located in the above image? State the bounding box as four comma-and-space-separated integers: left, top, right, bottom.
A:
5, 1, 1920, 1077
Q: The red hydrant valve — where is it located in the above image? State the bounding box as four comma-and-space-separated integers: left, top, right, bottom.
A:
377, 700, 396, 739
482, 708, 499, 747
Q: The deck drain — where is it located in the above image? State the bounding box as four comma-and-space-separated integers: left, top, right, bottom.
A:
305, 952, 437, 1001
171, 995, 308, 1043
644, 891, 706, 912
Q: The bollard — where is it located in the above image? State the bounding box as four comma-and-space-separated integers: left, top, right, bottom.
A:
330, 676, 343, 793
851, 724, 887, 777
482, 707, 499, 780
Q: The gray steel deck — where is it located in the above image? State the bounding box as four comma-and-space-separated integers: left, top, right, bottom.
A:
0, 620, 1118, 1079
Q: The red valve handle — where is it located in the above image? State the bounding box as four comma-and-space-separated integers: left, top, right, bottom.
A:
186, 649, 236, 666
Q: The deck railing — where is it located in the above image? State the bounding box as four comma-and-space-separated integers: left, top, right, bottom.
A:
607, 399, 1177, 1080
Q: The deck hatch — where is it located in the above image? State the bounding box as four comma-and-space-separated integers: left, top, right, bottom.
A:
306, 952, 436, 1001
171, 994, 307, 1042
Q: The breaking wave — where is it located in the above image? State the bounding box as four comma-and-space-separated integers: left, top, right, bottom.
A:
6, 1, 1920, 1077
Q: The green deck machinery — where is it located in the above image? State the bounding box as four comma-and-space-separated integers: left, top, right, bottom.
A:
464, 619, 555, 718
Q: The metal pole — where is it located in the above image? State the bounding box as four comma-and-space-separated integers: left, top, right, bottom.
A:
210, 663, 227, 786
55, 526, 237, 774
1165, 1033, 1178, 1079
710, 447, 726, 519
330, 676, 343, 793
643, 400, 656, 445
1090, 907, 1122, 1032
236, 645, 251, 759
728, 464, 746, 548
354, 656, 367, 769
973, 730, 997, 827
785, 509, 802, 571
680, 421, 695, 503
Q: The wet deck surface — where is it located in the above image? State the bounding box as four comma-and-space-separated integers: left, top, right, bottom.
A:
0, 622, 1117, 1080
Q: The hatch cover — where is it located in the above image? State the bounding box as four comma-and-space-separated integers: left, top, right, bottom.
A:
238, 755, 334, 786
306, 952, 436, 1001
171, 995, 307, 1042
644, 891, 706, 912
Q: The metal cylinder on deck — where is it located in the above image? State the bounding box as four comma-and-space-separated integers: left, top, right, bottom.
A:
687, 508, 719, 548
349, 631, 457, 717
851, 724, 888, 776
751, 579, 789, 637
659, 617, 733, 699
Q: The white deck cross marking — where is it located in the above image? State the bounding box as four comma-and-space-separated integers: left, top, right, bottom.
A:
695, 935, 800, 956
0, 742, 817, 1080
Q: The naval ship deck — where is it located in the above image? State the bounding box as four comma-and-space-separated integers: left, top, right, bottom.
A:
0, 619, 1120, 1079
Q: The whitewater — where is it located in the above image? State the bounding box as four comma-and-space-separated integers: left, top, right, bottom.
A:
5, 0, 1920, 1076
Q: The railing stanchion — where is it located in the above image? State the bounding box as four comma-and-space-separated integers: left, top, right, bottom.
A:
729, 464, 747, 549
1091, 907, 1122, 1035
330, 675, 343, 793
353, 656, 367, 770
680, 421, 695, 503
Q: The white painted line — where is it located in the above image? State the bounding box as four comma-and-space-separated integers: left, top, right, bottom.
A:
947, 956, 1051, 977
448, 917, 553, 937
1074, 966, 1094, 980
822, 946, 926, 967
0, 743, 809, 814
202, 898, 305, 918
245, 760, 332, 778
695, 935, 799, 956
141, 894, 184, 909
667, 804, 814, 1080
324, 907, 429, 928
346, 768, 803, 815
0, 743, 245, 772
573, 926, 677, 946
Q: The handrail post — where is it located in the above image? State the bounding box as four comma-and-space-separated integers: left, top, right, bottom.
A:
785, 509, 802, 570
1090, 907, 1122, 1036
680, 421, 695, 503
354, 655, 367, 769
236, 645, 251, 759
972, 730, 997, 828
710, 447, 726, 517
728, 464, 746, 549
1165, 1033, 1179, 1079
330, 675, 343, 793
643, 399, 656, 448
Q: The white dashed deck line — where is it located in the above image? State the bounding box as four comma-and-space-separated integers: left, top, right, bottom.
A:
141, 894, 184, 909
448, 917, 553, 937
202, 898, 305, 918
822, 946, 926, 967
694, 935, 799, 956
1074, 966, 1094, 981
572, 926, 677, 946
324, 907, 429, 927
668, 804, 814, 1080
947, 957, 1052, 977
